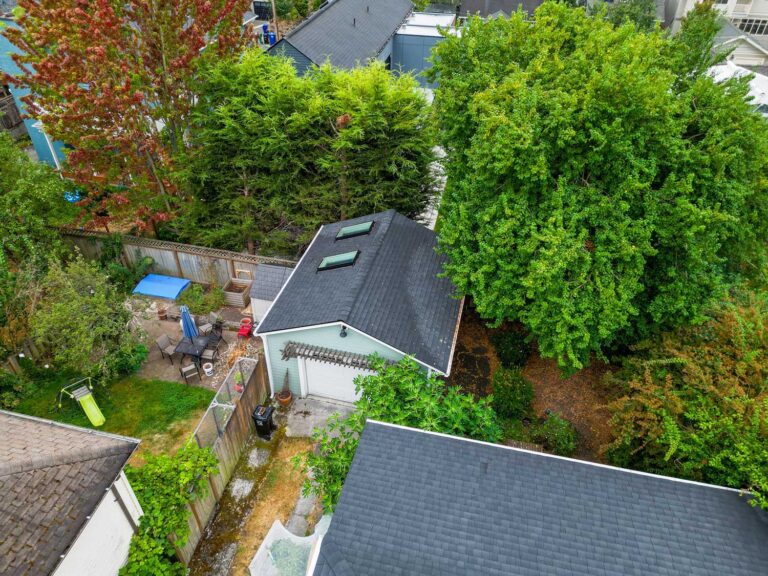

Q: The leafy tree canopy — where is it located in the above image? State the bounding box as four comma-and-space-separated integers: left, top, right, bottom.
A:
31, 254, 143, 379
430, 3, 768, 373
175, 51, 436, 256
4, 0, 250, 230
598, 0, 659, 31
0, 132, 73, 267
606, 290, 768, 509
297, 357, 500, 510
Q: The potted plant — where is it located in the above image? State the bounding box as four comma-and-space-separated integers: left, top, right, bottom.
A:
276, 370, 293, 407
157, 306, 168, 321
234, 371, 244, 394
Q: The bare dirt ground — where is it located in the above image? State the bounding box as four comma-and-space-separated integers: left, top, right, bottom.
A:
447, 303, 614, 462
522, 353, 614, 462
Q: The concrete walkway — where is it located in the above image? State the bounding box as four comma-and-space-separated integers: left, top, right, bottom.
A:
285, 397, 355, 438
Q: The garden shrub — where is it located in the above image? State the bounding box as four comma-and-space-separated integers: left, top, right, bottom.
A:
0, 369, 28, 409
607, 290, 768, 509
491, 367, 533, 419
100, 234, 154, 293
490, 330, 530, 368
297, 357, 501, 510
121, 444, 219, 576
177, 284, 225, 315
531, 412, 578, 456
112, 344, 149, 376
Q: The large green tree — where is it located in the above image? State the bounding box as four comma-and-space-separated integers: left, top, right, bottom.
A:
430, 4, 768, 372
174, 51, 436, 256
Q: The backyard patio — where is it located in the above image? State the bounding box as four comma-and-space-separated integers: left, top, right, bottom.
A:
130, 297, 263, 391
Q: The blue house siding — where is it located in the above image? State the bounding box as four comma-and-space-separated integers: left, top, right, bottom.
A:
269, 39, 315, 76
0, 19, 65, 167
392, 33, 443, 87
263, 324, 407, 397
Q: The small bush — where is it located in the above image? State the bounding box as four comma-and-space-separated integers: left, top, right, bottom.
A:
111, 344, 149, 376
491, 368, 533, 419
490, 330, 530, 368
177, 284, 225, 315
531, 412, 578, 456
0, 369, 29, 409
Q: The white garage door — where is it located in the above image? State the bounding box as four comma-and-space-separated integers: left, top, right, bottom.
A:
304, 359, 373, 403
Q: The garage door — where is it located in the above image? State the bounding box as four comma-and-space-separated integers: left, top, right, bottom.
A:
304, 359, 373, 403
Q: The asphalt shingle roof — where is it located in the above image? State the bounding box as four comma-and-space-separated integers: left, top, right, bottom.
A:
460, 0, 544, 17
0, 410, 139, 576
314, 421, 768, 576
250, 263, 293, 301
272, 0, 414, 69
256, 210, 462, 373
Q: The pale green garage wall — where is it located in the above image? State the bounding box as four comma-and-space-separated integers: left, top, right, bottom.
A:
262, 324, 407, 397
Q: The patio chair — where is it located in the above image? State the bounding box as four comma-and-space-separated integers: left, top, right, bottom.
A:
156, 334, 178, 365
206, 332, 224, 352
180, 362, 201, 385
198, 312, 220, 335
201, 348, 218, 363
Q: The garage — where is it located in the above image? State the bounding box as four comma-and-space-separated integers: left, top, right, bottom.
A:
303, 358, 373, 403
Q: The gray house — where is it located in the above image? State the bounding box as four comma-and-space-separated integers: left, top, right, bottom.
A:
310, 421, 768, 576
256, 210, 463, 403
269, 0, 414, 74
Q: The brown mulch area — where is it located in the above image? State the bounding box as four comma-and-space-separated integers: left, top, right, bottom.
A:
447, 303, 615, 462
444, 305, 499, 396
522, 353, 614, 462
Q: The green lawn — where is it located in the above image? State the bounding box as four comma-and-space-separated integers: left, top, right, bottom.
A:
15, 374, 214, 461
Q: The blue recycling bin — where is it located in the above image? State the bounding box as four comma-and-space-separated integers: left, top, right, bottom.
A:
268, 31, 276, 45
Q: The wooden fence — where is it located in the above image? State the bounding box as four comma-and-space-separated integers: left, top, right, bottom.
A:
174, 355, 270, 565
3, 339, 45, 375
60, 229, 295, 288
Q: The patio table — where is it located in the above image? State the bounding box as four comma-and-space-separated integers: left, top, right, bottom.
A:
175, 335, 210, 365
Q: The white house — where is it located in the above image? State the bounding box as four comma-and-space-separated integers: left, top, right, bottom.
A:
0, 410, 142, 576
256, 210, 463, 404
709, 58, 768, 113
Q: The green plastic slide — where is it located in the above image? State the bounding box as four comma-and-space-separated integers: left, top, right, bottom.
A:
77, 392, 106, 427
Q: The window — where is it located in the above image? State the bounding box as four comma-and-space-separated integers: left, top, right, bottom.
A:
318, 250, 360, 271
336, 221, 374, 240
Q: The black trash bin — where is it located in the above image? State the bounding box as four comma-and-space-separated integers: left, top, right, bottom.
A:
252, 405, 275, 439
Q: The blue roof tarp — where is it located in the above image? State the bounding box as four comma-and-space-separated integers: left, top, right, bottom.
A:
132, 274, 191, 300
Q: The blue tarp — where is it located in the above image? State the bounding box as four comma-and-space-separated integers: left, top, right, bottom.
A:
132, 274, 191, 300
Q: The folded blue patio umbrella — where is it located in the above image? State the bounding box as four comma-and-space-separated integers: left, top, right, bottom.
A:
180, 305, 199, 339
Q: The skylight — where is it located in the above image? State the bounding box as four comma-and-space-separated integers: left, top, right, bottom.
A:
336, 221, 374, 240
318, 250, 360, 271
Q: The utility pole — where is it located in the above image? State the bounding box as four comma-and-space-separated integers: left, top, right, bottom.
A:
270, 0, 280, 40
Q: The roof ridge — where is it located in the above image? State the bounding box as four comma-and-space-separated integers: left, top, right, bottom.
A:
0, 409, 141, 445
0, 443, 135, 477
340, 209, 397, 322
366, 420, 751, 495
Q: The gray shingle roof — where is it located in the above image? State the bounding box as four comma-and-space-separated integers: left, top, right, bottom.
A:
0, 410, 139, 576
314, 421, 768, 576
256, 210, 462, 373
460, 0, 544, 17
250, 263, 293, 301
270, 0, 414, 69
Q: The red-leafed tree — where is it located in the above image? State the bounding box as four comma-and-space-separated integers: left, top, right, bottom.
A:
3, 0, 251, 231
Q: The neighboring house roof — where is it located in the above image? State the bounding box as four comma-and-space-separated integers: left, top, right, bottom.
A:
250, 263, 293, 301
313, 421, 768, 576
459, 0, 544, 17
709, 59, 768, 115
0, 0, 15, 15
715, 18, 768, 58
269, 0, 414, 69
257, 210, 462, 374
0, 410, 139, 576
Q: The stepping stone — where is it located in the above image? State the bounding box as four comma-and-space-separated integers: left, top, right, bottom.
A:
286, 515, 308, 537
230, 478, 254, 501
247, 448, 269, 468
293, 493, 317, 517
209, 543, 237, 576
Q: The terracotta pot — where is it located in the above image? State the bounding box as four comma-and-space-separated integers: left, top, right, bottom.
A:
157, 308, 168, 321
276, 390, 293, 407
